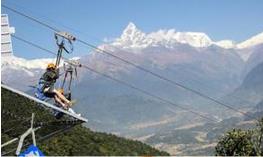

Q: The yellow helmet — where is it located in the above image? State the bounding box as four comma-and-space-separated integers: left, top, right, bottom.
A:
47, 63, 56, 70
57, 88, 64, 95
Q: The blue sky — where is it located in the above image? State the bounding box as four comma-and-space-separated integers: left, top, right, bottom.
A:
2, 0, 263, 59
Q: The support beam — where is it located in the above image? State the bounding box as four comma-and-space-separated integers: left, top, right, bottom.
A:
1, 138, 18, 148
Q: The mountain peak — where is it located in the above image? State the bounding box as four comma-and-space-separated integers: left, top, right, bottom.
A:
124, 22, 137, 32
113, 22, 147, 49
121, 22, 143, 38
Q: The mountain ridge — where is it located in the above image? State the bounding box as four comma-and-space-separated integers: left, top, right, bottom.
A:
110, 22, 263, 56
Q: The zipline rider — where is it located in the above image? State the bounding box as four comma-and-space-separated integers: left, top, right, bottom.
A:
35, 63, 73, 109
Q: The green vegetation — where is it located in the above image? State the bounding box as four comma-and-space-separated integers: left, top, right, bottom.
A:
215, 129, 256, 155
215, 118, 263, 156
39, 125, 168, 156
1, 87, 169, 156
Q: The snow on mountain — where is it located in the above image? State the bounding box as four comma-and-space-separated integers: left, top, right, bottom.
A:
111, 22, 213, 50
110, 22, 263, 61
175, 32, 212, 47
237, 32, 263, 49
214, 40, 236, 49
1, 55, 55, 70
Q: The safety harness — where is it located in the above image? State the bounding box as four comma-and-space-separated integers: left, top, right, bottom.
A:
35, 69, 59, 101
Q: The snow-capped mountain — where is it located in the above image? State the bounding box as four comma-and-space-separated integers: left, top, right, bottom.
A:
110, 22, 263, 61
1, 55, 55, 70
112, 22, 213, 49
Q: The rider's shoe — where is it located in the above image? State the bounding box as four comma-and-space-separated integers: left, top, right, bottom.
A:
68, 100, 77, 107
68, 108, 81, 116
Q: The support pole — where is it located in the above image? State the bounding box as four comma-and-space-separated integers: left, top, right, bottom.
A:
55, 47, 63, 68
15, 113, 41, 155
31, 113, 36, 146
16, 128, 32, 155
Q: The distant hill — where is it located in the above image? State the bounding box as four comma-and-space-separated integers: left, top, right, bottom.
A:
1, 87, 169, 156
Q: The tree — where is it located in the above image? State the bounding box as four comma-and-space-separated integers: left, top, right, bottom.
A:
215, 118, 263, 156
215, 129, 256, 156
252, 118, 263, 155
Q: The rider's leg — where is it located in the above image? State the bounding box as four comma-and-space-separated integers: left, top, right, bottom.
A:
54, 95, 68, 109
44, 86, 72, 106
53, 89, 71, 104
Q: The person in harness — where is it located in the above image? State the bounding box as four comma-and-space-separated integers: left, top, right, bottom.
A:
35, 63, 72, 109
